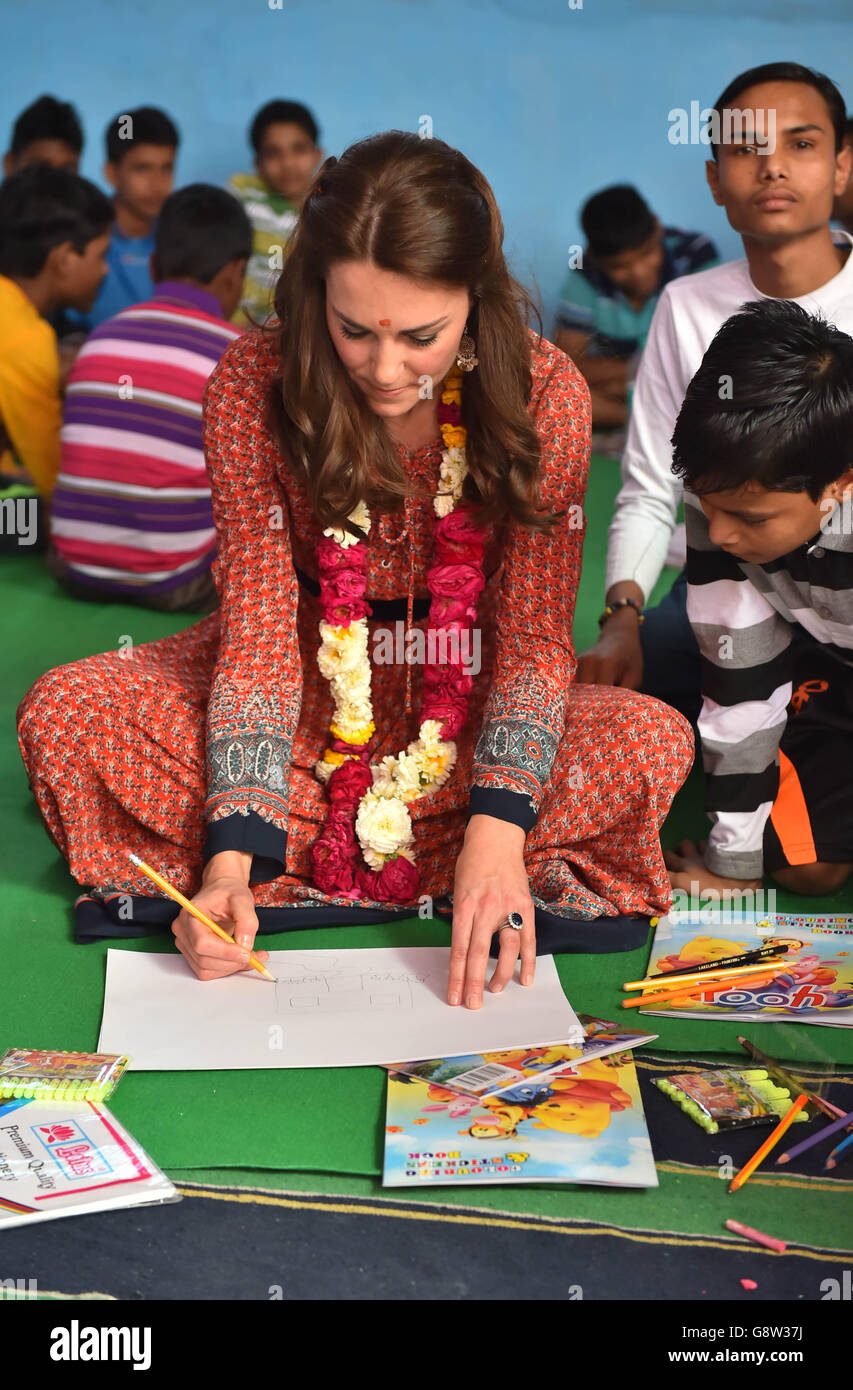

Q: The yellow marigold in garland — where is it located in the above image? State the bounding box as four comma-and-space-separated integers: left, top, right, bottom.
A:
440, 424, 467, 449
329, 719, 375, 744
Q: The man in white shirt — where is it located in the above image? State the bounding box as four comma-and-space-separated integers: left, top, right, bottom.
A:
578, 61, 853, 736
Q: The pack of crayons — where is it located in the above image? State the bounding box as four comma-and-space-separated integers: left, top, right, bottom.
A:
0, 1048, 129, 1103
653, 1067, 811, 1134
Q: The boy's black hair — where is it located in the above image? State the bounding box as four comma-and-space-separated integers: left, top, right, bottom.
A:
581, 185, 657, 258
105, 106, 180, 164
153, 184, 252, 283
671, 299, 853, 502
0, 165, 112, 277
8, 94, 84, 157
249, 100, 319, 152
710, 62, 846, 159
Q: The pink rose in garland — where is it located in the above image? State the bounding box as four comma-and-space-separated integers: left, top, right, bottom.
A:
355, 854, 420, 903
328, 759, 374, 806
311, 807, 360, 894
419, 696, 469, 740
320, 592, 373, 625
427, 562, 485, 606
329, 736, 370, 755
316, 536, 368, 574
422, 661, 474, 700
323, 568, 367, 602
376, 854, 421, 902
429, 595, 477, 625
433, 507, 489, 565
435, 620, 474, 669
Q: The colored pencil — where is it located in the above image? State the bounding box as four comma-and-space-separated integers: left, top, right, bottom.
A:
622, 969, 783, 1011
725, 1219, 787, 1253
825, 1130, 853, 1171
623, 958, 787, 992
728, 1094, 809, 1192
737, 1037, 844, 1121
128, 851, 276, 982
776, 1107, 853, 1164
623, 944, 790, 989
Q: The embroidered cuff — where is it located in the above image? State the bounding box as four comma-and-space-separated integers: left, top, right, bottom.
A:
203, 810, 287, 883
467, 786, 538, 833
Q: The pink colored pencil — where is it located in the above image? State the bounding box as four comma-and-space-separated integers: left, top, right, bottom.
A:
725, 1219, 787, 1254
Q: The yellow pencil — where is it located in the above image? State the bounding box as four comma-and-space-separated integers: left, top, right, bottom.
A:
728, 1093, 809, 1193
128, 852, 276, 982
623, 959, 787, 991
621, 969, 782, 1010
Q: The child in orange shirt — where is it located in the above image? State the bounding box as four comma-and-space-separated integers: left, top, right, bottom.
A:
0, 165, 111, 552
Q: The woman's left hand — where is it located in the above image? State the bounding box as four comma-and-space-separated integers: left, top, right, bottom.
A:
448, 814, 536, 1009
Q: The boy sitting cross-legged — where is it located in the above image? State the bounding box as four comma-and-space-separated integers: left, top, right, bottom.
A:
47, 184, 250, 610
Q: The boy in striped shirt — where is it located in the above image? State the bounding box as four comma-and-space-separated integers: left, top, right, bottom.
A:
667, 298, 853, 900
48, 184, 251, 610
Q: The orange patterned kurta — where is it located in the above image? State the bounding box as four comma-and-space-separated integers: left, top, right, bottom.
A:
17, 328, 693, 940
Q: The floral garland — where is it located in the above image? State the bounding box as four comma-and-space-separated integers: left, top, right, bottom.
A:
309, 365, 490, 903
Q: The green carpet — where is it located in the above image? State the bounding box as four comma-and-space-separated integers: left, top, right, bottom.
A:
3, 457, 852, 1226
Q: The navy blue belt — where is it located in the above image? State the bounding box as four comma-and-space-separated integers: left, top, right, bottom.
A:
295, 563, 498, 622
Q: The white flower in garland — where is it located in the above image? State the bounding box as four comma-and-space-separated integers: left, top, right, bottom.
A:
322, 500, 371, 548
317, 620, 369, 678
356, 793, 414, 863
434, 447, 467, 516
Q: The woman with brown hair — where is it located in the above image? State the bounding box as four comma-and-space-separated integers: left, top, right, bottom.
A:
17, 131, 692, 1009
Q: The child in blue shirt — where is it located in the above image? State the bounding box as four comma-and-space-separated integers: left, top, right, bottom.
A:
82, 106, 179, 330
555, 185, 718, 428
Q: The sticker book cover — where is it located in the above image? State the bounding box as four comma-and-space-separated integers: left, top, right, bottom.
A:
640, 913, 853, 1027
383, 1015, 658, 1100
383, 1052, 658, 1188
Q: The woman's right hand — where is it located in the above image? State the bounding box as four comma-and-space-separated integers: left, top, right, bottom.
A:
172, 851, 269, 981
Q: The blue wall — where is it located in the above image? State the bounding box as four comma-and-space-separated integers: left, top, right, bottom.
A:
3, 0, 852, 327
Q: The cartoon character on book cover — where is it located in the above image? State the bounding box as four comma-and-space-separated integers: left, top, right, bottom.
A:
383, 1054, 657, 1188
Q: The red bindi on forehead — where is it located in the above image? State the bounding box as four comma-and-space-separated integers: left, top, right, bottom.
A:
378, 318, 391, 326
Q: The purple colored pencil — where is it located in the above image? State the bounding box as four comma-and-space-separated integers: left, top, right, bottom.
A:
776, 1107, 853, 1164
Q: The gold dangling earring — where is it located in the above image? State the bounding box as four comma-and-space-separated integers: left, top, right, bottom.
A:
456, 323, 478, 372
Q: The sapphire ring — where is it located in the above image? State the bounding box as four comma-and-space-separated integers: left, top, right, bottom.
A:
498, 911, 524, 933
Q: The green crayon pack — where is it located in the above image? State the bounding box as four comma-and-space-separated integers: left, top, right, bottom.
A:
654, 1067, 811, 1134
0, 1048, 128, 1103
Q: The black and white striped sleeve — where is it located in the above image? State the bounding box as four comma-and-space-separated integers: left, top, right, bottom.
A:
684, 493, 792, 880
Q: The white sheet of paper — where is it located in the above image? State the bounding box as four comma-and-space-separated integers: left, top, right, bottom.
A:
98, 947, 583, 1070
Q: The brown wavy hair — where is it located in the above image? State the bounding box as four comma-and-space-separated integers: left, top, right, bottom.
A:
269, 129, 555, 534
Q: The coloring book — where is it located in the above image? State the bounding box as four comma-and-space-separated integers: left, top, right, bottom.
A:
384, 1014, 658, 1099
383, 1052, 657, 1188
640, 913, 853, 1026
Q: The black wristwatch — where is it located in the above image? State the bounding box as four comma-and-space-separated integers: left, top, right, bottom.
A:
597, 596, 645, 629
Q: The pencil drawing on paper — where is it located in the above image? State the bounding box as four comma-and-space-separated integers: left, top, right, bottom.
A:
273, 966, 421, 1015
